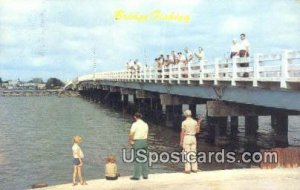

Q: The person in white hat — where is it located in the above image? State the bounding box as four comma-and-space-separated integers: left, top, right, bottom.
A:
180, 110, 200, 173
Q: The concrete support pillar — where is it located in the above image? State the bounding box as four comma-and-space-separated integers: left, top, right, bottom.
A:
140, 99, 152, 119
245, 116, 258, 136
214, 117, 229, 146
230, 116, 239, 135
165, 105, 173, 128
271, 113, 288, 147
173, 105, 183, 130
132, 94, 141, 112
123, 94, 129, 107
189, 104, 197, 118
152, 99, 163, 124
95, 90, 102, 103
207, 117, 228, 145
207, 124, 215, 144
110, 92, 122, 108
215, 117, 227, 137
133, 94, 138, 104
100, 90, 107, 103
93, 90, 98, 102
88, 90, 93, 102
244, 116, 259, 145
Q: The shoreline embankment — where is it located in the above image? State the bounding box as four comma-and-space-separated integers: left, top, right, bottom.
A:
33, 168, 300, 190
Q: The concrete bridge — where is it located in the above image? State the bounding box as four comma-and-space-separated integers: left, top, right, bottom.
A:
67, 50, 300, 146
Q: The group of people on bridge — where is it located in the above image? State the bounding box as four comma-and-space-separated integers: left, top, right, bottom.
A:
125, 33, 250, 78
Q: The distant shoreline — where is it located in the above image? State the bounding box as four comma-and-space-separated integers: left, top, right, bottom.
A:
0, 89, 79, 97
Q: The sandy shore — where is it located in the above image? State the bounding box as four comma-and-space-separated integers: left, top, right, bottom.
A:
33, 168, 300, 190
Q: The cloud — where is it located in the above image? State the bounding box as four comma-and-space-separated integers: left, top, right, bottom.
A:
221, 17, 253, 35
0, 0, 299, 81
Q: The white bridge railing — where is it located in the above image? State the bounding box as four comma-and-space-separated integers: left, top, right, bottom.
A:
77, 50, 300, 89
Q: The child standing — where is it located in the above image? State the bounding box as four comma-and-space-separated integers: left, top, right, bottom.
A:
72, 136, 87, 186
105, 155, 120, 180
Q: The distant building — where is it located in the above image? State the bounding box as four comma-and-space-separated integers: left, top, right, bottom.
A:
30, 78, 44, 84
1, 81, 9, 89
37, 84, 46, 90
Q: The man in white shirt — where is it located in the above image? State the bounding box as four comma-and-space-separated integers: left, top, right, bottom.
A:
239, 33, 250, 58
128, 59, 135, 77
128, 112, 149, 180
230, 39, 239, 58
238, 33, 250, 77
195, 47, 205, 61
184, 48, 193, 63
134, 59, 142, 71
178, 52, 186, 64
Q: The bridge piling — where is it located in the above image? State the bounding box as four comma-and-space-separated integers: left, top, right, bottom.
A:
214, 117, 230, 146
271, 112, 289, 146
245, 116, 259, 143
165, 105, 173, 128
189, 104, 197, 118
122, 94, 129, 108
230, 116, 239, 135
152, 98, 163, 124
173, 105, 183, 130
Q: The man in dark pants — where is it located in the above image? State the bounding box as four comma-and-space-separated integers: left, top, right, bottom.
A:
128, 112, 149, 180
239, 33, 250, 77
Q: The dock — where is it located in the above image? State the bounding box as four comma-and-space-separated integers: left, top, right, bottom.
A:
34, 168, 300, 190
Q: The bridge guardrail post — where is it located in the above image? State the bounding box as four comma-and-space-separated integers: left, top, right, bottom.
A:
154, 66, 158, 83
162, 65, 165, 83
253, 53, 262, 87
231, 57, 237, 86
280, 50, 289, 88
187, 62, 191, 84
150, 66, 152, 82
199, 60, 204, 84
214, 58, 220, 85
169, 65, 173, 84
142, 67, 144, 82
177, 64, 181, 84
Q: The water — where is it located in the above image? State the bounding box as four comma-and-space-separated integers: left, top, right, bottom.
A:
0, 96, 299, 190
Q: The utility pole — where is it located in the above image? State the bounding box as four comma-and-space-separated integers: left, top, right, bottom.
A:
93, 47, 96, 81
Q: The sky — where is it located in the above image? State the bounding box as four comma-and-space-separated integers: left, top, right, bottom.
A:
0, 0, 299, 81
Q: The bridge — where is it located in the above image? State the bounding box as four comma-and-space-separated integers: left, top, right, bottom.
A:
67, 50, 300, 146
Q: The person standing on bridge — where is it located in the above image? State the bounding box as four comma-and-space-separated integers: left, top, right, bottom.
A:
128, 112, 149, 180
180, 110, 200, 174
195, 47, 205, 61
230, 39, 239, 59
238, 33, 250, 77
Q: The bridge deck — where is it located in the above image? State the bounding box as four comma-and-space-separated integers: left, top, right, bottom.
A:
69, 50, 300, 111
75, 50, 300, 90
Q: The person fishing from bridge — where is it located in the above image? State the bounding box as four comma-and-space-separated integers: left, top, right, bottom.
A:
238, 33, 250, 77
230, 39, 239, 59
184, 47, 194, 64
127, 59, 135, 78
169, 51, 176, 65
72, 136, 87, 186
128, 112, 149, 180
180, 110, 201, 174
195, 47, 205, 61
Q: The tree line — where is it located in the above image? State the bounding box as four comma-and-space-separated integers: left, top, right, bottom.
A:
0, 77, 65, 89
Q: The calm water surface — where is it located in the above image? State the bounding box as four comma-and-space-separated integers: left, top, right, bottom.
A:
0, 96, 299, 190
